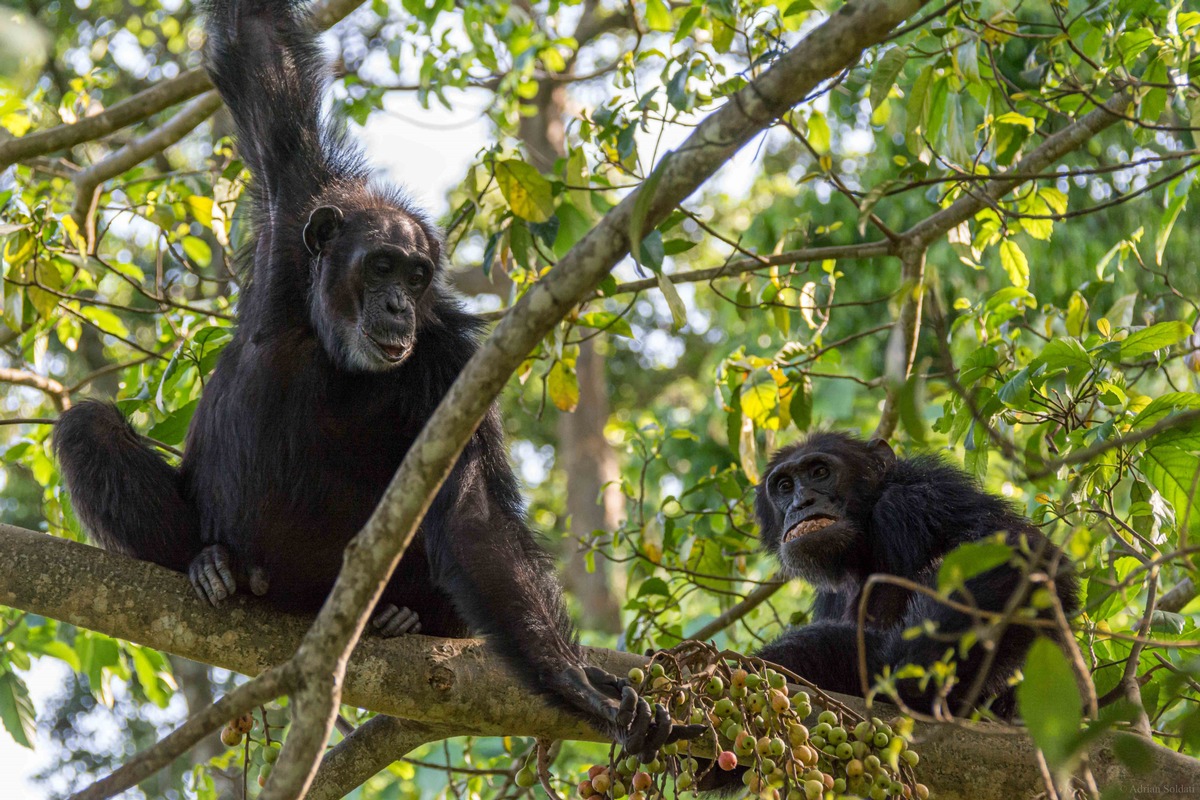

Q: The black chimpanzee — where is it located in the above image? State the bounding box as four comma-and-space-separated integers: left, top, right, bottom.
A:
751, 432, 1079, 717
698, 433, 1078, 791
53, 0, 697, 756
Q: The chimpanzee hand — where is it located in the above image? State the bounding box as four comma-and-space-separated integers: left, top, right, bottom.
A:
188, 545, 269, 606
555, 664, 705, 761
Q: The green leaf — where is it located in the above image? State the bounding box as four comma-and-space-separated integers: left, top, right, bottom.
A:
868, 47, 902, 112
547, 360, 579, 412
644, 0, 672, 32
789, 375, 813, 432
905, 66, 933, 147
1132, 392, 1200, 428
80, 305, 130, 339
1037, 338, 1092, 371
1139, 446, 1200, 532
0, 671, 35, 748
576, 311, 633, 338
1156, 173, 1192, 266
636, 577, 670, 598
938, 539, 1013, 591
1017, 639, 1083, 773
181, 235, 212, 268
1120, 321, 1190, 360
631, 161, 667, 273
147, 398, 200, 446
130, 647, 169, 708
999, 239, 1029, 289
495, 160, 555, 223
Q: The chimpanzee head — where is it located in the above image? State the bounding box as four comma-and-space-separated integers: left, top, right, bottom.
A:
756, 432, 896, 589
302, 192, 442, 373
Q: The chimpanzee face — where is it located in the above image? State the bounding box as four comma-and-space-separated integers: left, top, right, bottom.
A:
756, 433, 895, 589
303, 203, 440, 373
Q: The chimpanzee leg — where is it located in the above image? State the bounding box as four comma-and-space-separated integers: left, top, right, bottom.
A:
55, 401, 200, 571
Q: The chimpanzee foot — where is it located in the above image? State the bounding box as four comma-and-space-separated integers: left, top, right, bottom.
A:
188, 544, 237, 605
559, 665, 704, 761
372, 604, 422, 637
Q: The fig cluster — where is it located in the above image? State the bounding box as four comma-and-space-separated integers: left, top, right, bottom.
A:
219, 709, 282, 788
579, 656, 928, 800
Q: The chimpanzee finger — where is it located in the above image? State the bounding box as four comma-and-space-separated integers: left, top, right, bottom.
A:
624, 696, 653, 755
372, 605, 399, 630
637, 703, 674, 759
664, 723, 708, 745
187, 561, 211, 604
202, 558, 229, 602
188, 557, 223, 605
616, 684, 638, 728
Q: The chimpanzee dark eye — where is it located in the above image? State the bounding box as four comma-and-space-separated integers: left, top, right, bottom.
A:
812, 465, 830, 481
406, 265, 428, 291
370, 255, 395, 276
776, 477, 793, 495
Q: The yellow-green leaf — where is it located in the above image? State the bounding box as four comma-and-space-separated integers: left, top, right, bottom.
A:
999, 239, 1029, 289
645, 0, 672, 32
548, 360, 580, 412
496, 159, 555, 223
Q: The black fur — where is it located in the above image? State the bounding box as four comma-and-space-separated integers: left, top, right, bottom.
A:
753, 432, 1079, 715
54, 0, 696, 756
701, 432, 1079, 790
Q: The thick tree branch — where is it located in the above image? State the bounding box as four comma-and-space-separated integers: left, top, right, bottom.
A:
0, 0, 365, 171
1159, 578, 1197, 613
309, 716, 455, 800
2, 524, 1198, 799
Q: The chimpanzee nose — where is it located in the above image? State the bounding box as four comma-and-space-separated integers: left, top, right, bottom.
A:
385, 294, 405, 316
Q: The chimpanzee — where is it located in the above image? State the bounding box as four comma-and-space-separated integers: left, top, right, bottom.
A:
752, 432, 1079, 717
53, 0, 697, 756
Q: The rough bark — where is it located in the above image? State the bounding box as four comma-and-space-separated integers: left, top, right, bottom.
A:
2, 523, 1198, 799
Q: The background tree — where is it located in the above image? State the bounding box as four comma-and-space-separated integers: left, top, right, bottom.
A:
1, 0, 1200, 798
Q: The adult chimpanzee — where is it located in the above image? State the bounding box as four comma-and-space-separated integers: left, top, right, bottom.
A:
752, 432, 1078, 717
53, 0, 696, 756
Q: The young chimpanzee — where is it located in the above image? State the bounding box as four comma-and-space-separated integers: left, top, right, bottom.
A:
752, 432, 1078, 717
53, 0, 698, 756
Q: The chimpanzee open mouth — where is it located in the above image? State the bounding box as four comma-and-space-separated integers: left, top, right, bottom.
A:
783, 515, 837, 543
365, 332, 411, 362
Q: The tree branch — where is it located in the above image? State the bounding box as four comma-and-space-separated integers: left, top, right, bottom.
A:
0, 367, 71, 410
2, 524, 1198, 799
308, 716, 456, 800
874, 245, 926, 440
71, 91, 224, 237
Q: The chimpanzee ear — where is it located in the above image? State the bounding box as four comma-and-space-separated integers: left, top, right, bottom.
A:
867, 437, 896, 466
303, 205, 344, 255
